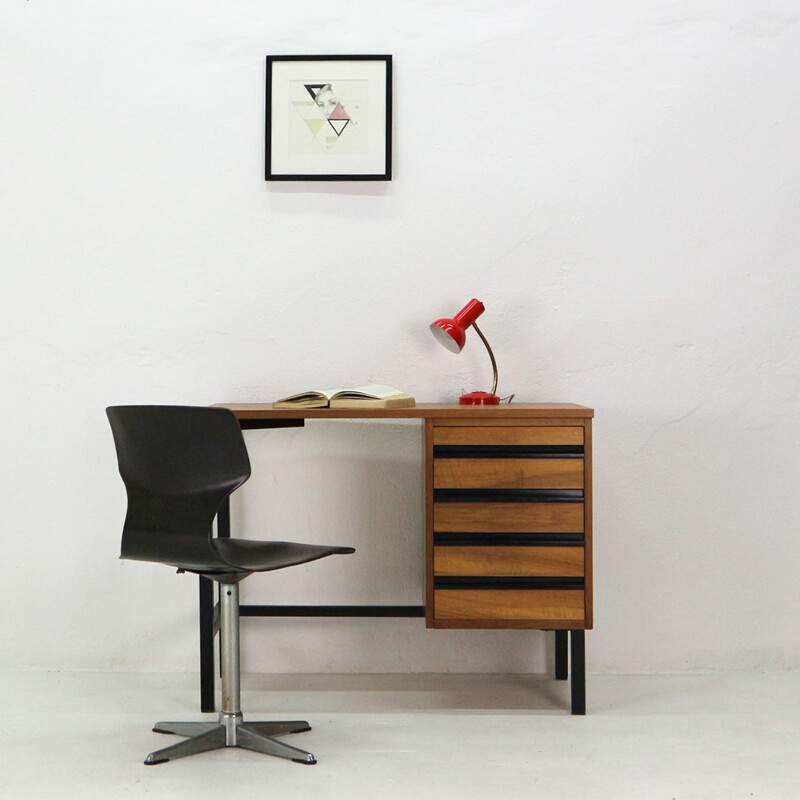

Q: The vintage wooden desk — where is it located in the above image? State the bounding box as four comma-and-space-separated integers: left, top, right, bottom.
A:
201, 403, 594, 714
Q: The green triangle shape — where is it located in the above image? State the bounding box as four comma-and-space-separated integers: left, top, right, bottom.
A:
304, 118, 325, 136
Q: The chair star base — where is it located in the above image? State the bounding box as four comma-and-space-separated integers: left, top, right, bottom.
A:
146, 712, 316, 765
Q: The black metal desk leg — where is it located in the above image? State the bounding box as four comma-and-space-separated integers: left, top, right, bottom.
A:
555, 630, 568, 680
570, 630, 586, 715
199, 576, 215, 712
198, 500, 231, 712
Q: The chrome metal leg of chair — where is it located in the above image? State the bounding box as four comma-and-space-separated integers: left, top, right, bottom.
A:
146, 726, 227, 765
144, 582, 316, 766
236, 724, 316, 763
241, 721, 311, 737
152, 721, 219, 737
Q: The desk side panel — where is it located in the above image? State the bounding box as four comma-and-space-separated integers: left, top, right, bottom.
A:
424, 418, 436, 623
583, 418, 593, 629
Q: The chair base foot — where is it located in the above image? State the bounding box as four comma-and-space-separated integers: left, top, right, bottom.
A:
145, 716, 316, 766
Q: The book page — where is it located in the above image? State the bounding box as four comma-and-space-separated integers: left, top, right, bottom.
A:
330, 384, 406, 400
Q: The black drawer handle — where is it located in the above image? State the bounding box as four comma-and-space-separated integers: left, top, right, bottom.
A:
434, 532, 585, 546
434, 489, 584, 503
435, 576, 585, 590
435, 445, 584, 458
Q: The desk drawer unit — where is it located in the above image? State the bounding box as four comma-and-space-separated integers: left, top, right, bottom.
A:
426, 420, 593, 629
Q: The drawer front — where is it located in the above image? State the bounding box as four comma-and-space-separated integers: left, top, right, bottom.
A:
433, 426, 584, 446
434, 545, 584, 577
434, 501, 584, 533
435, 457, 583, 490
434, 589, 585, 622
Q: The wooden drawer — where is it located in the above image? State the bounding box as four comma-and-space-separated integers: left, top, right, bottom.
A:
434, 545, 584, 577
434, 502, 584, 533
435, 457, 583, 490
433, 426, 584, 446
434, 589, 585, 622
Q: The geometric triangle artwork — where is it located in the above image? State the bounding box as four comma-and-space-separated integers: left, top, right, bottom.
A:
304, 84, 326, 100
304, 118, 326, 136
328, 102, 350, 121
327, 118, 350, 137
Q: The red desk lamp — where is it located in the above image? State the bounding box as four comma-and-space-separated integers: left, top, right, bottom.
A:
430, 298, 501, 405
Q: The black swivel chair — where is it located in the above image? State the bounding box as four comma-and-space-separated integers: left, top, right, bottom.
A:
106, 405, 354, 766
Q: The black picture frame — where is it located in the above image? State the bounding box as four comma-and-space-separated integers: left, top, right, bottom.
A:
265, 54, 392, 181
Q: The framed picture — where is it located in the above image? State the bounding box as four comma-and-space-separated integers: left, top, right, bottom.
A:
265, 55, 392, 181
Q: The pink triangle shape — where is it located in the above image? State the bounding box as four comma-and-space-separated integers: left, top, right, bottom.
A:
328, 102, 350, 120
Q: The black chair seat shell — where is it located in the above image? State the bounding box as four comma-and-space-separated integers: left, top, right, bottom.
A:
106, 404, 353, 581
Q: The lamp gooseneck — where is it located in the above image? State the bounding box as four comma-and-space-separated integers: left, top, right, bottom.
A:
471, 321, 498, 397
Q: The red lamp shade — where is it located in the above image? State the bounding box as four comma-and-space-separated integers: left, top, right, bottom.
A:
429, 298, 501, 405
429, 298, 485, 353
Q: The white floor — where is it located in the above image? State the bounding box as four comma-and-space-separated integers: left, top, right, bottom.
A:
1, 670, 798, 799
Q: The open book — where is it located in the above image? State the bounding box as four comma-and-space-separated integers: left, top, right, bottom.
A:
273, 383, 415, 409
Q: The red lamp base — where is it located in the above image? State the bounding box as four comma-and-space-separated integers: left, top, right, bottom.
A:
459, 391, 501, 405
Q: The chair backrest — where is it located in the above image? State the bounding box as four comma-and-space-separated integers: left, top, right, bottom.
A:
106, 405, 250, 571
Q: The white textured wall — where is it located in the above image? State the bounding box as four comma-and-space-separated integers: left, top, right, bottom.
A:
2, 1, 799, 674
